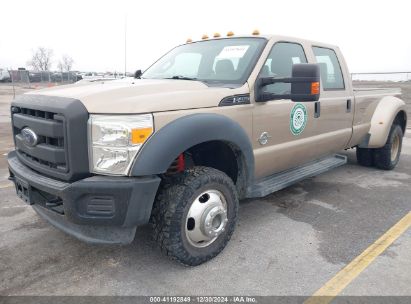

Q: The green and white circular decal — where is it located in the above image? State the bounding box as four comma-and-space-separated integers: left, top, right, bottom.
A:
290, 103, 307, 136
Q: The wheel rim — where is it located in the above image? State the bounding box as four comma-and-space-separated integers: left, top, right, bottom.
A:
185, 190, 228, 248
391, 133, 400, 162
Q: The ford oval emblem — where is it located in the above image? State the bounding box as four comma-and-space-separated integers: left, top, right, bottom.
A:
21, 128, 39, 147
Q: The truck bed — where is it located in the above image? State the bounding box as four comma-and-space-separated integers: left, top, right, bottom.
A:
353, 87, 402, 98
353, 81, 410, 125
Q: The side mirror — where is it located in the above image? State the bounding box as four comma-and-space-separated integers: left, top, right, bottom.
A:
134, 69, 142, 79
256, 63, 320, 102
290, 64, 320, 102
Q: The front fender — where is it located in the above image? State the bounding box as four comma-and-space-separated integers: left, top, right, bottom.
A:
368, 96, 406, 148
130, 113, 255, 183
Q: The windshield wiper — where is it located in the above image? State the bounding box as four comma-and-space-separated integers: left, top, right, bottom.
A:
166, 75, 198, 81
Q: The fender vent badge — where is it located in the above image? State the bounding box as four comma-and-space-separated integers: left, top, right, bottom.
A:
258, 132, 271, 145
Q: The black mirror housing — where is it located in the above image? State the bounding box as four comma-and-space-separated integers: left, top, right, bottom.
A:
256, 63, 320, 102
134, 69, 142, 79
290, 64, 320, 102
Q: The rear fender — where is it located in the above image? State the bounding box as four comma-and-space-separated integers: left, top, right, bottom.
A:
368, 96, 407, 148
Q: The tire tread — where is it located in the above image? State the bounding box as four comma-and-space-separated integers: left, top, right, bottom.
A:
150, 166, 238, 266
374, 124, 403, 170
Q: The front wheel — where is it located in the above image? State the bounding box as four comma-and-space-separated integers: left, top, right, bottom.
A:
150, 166, 239, 266
374, 124, 403, 170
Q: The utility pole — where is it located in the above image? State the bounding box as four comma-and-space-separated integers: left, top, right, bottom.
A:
11, 70, 15, 99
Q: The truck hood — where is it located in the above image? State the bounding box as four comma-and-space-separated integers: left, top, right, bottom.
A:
28, 78, 247, 113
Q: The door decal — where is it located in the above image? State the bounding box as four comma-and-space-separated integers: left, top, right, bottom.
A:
290, 103, 307, 136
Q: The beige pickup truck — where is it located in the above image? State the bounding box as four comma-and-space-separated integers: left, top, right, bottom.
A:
8, 33, 407, 265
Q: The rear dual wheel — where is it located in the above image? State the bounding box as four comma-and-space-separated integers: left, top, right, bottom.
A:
150, 166, 238, 266
357, 124, 403, 170
374, 124, 403, 170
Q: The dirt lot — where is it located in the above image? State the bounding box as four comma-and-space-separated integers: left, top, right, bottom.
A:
0, 83, 411, 298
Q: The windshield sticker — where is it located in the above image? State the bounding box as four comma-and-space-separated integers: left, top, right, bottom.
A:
290, 103, 307, 136
217, 45, 250, 59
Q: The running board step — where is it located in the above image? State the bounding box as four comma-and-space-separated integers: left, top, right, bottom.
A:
247, 154, 347, 198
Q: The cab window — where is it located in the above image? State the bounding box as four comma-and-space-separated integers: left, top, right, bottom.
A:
166, 53, 202, 78
143, 38, 267, 86
260, 42, 308, 95
312, 46, 345, 90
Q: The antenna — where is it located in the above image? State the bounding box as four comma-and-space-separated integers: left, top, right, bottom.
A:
124, 14, 127, 76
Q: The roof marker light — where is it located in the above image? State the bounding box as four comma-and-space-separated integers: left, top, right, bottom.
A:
227, 31, 234, 37
252, 29, 260, 35
186, 38, 192, 43
202, 34, 209, 40
213, 32, 221, 38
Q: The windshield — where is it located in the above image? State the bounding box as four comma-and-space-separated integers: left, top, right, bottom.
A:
142, 38, 267, 86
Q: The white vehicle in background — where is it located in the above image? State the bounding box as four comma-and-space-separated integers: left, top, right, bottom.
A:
80, 72, 99, 80
0, 69, 11, 82
77, 71, 126, 83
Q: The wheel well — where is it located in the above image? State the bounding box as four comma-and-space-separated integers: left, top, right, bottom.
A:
182, 141, 248, 198
188, 141, 238, 183
394, 110, 407, 134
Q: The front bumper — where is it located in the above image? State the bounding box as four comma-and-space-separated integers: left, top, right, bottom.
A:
7, 151, 161, 244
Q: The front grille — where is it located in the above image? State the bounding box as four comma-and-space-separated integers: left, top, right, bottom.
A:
11, 94, 90, 182
13, 107, 68, 172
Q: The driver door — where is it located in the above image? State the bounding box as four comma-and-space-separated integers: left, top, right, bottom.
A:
252, 41, 321, 179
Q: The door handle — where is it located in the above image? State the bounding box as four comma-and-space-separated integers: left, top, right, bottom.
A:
314, 101, 320, 118
346, 99, 352, 113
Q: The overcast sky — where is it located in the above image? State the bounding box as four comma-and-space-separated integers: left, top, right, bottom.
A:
1, 0, 410, 73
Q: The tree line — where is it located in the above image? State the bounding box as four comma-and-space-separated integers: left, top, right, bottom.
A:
27, 47, 74, 72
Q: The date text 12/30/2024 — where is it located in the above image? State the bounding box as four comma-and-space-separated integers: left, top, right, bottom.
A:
149, 296, 257, 303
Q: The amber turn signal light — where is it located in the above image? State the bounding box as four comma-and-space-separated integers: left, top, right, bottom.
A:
311, 82, 320, 95
131, 128, 153, 144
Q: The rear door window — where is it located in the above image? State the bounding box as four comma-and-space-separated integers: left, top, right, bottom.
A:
312, 47, 345, 90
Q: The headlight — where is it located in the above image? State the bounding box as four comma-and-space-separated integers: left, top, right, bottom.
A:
88, 114, 154, 175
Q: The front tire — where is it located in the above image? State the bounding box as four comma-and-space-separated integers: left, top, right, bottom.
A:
150, 166, 239, 266
374, 124, 403, 170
